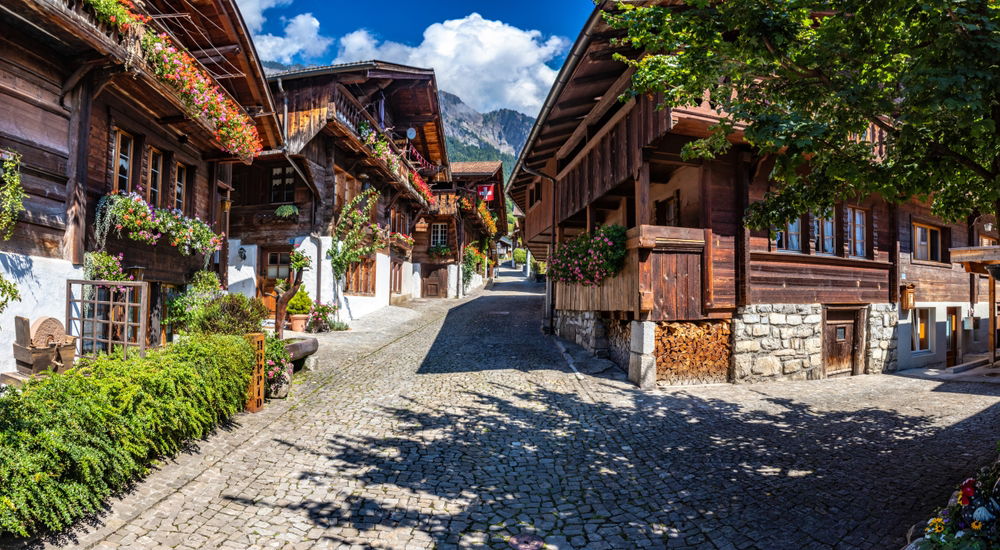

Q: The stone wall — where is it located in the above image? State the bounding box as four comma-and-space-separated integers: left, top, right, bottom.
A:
555, 311, 609, 358
732, 304, 824, 383
603, 318, 631, 370
866, 303, 898, 374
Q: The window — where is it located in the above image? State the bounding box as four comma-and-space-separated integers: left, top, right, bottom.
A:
913, 222, 942, 262
774, 218, 802, 252
847, 206, 867, 258
345, 257, 376, 296
912, 308, 931, 352
147, 148, 163, 207
812, 215, 836, 255
174, 163, 187, 212
113, 129, 134, 193
270, 166, 296, 204
264, 251, 291, 280
982, 235, 997, 247
390, 207, 408, 234
655, 193, 680, 226
836, 326, 846, 341
431, 223, 448, 247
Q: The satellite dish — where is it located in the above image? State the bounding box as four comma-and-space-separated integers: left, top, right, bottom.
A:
406, 127, 417, 140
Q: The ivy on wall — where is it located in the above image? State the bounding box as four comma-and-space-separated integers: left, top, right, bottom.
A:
0, 151, 25, 316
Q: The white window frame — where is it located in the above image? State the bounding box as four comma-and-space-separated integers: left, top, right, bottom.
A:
911, 308, 932, 353
430, 223, 448, 247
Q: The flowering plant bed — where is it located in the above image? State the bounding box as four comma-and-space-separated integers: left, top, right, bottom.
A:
549, 224, 628, 286
390, 231, 415, 247
95, 192, 223, 256
305, 302, 338, 332
80, 0, 261, 158
476, 201, 498, 236
409, 171, 436, 206
429, 245, 453, 259
911, 456, 1000, 548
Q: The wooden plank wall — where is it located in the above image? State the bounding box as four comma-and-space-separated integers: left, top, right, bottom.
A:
898, 200, 975, 303
0, 29, 71, 258
556, 248, 639, 313
555, 94, 671, 223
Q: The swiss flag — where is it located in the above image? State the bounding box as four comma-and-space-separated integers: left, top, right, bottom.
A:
477, 184, 495, 201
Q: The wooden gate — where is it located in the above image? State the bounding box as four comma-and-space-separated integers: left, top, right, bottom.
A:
422, 265, 448, 298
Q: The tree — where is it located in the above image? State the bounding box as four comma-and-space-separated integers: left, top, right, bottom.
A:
607, 0, 1000, 227
273, 250, 310, 339
326, 188, 388, 319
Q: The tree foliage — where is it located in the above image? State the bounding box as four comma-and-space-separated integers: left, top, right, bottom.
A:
608, 0, 1000, 227
327, 188, 388, 278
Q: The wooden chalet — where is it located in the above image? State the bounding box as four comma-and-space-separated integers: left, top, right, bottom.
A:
0, 0, 280, 370
509, 1, 995, 388
413, 161, 507, 298
227, 61, 450, 318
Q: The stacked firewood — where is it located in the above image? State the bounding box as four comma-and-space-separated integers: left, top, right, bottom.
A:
655, 321, 731, 385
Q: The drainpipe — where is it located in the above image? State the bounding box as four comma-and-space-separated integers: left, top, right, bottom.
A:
524, 167, 557, 335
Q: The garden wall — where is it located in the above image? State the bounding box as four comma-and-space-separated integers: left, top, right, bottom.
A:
555, 310, 609, 358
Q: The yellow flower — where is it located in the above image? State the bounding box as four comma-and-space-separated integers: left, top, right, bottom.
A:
973, 521, 983, 531
935, 524, 945, 533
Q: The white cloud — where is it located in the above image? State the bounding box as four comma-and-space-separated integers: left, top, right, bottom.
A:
333, 14, 569, 116
253, 13, 333, 64
236, 0, 290, 33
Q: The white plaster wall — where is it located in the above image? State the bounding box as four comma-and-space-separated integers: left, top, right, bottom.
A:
409, 262, 422, 299
227, 239, 258, 299
896, 301, 986, 369
292, 236, 335, 305
340, 252, 390, 319
447, 264, 459, 298
466, 272, 485, 293
0, 252, 83, 373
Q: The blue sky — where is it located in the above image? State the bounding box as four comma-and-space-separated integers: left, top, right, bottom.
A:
235, 0, 596, 116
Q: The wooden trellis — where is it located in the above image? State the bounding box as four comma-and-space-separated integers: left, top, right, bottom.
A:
66, 280, 149, 359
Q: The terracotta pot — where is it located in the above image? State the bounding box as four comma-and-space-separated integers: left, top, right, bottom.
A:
289, 314, 309, 332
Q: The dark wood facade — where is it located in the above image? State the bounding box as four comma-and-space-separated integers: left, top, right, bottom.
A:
0, 0, 279, 349
509, 1, 990, 335
228, 62, 450, 307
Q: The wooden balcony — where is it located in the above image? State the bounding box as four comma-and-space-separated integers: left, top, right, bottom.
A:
555, 225, 713, 321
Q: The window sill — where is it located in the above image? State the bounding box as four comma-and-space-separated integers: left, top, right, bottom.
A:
911, 349, 934, 356
910, 258, 953, 268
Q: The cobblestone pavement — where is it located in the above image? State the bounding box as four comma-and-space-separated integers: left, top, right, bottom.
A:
29, 269, 1000, 550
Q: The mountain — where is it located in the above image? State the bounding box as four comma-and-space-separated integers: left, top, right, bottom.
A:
438, 91, 535, 182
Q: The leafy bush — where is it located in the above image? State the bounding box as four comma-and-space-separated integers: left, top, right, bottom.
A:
192, 294, 267, 335
532, 259, 548, 275
306, 302, 338, 332
549, 225, 628, 286
286, 288, 312, 315
264, 334, 292, 394
0, 334, 254, 537
512, 248, 527, 265
274, 204, 298, 219
165, 271, 223, 332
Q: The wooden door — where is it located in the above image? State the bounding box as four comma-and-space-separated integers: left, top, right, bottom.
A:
946, 307, 960, 367
422, 265, 447, 298
824, 310, 856, 377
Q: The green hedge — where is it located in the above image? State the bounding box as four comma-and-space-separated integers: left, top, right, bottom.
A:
0, 334, 254, 537
512, 248, 527, 265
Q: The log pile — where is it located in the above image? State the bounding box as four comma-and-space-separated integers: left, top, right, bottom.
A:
655, 321, 731, 385
604, 319, 631, 370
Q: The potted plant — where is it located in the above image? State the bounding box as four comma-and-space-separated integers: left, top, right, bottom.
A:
286, 288, 312, 332
274, 204, 299, 221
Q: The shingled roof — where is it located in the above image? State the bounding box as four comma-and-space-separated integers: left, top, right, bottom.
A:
451, 161, 503, 176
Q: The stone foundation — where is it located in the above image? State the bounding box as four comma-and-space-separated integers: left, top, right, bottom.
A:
555, 311, 609, 358
732, 304, 824, 383
604, 318, 631, 370
866, 304, 899, 373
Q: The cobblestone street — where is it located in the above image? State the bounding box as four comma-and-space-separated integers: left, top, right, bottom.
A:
31, 270, 1000, 550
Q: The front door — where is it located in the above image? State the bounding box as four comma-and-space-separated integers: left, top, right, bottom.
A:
824, 310, 856, 377
946, 307, 960, 367
422, 265, 447, 298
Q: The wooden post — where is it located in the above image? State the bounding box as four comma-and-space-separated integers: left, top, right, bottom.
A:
244, 333, 265, 412
634, 162, 651, 228
991, 276, 997, 366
